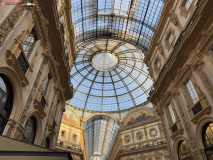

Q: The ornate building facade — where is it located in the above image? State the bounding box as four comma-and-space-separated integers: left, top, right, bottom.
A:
0, 0, 76, 151
145, 0, 213, 159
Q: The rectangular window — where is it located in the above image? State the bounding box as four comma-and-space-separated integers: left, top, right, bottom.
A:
153, 141, 158, 145
73, 134, 77, 141
168, 34, 174, 45
23, 28, 38, 58
167, 104, 176, 125
59, 142, 63, 147
157, 61, 160, 69
43, 73, 52, 95
185, 79, 199, 105
61, 131, 65, 137
184, 0, 193, 10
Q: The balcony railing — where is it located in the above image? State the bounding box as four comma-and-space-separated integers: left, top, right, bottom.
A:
192, 102, 203, 116
56, 143, 83, 153
149, 0, 204, 96
119, 141, 166, 153
171, 123, 178, 134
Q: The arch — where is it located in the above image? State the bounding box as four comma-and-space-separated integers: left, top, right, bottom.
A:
0, 66, 23, 122
173, 136, 193, 160
24, 110, 42, 145
195, 117, 213, 150
45, 132, 54, 149
83, 113, 119, 124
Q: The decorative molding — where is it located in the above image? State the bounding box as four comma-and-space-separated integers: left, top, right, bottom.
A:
136, 131, 143, 141
174, 94, 196, 149
0, 6, 25, 47
198, 25, 213, 50
153, 54, 162, 74
170, 11, 183, 32
124, 134, 131, 144
174, 64, 191, 86
20, 60, 45, 124
149, 127, 158, 138
164, 27, 176, 51
179, 0, 195, 18
157, 43, 166, 61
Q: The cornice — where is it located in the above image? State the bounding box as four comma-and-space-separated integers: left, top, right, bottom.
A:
144, 0, 175, 64
61, 120, 84, 130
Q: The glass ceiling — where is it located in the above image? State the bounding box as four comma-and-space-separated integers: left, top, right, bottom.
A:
84, 115, 119, 160
71, 0, 165, 51
68, 39, 153, 112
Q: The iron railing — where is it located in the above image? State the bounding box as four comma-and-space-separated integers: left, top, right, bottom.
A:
56, 143, 83, 153
192, 102, 203, 116
171, 123, 178, 134
149, 0, 204, 96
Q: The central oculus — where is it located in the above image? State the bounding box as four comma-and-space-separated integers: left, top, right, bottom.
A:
91, 53, 118, 72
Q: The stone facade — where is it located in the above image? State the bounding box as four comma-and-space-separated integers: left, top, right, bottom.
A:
144, 0, 213, 159
0, 0, 76, 150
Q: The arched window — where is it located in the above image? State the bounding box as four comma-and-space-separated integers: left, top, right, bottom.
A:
203, 123, 213, 159
0, 74, 13, 135
22, 116, 36, 144
178, 140, 193, 160
44, 137, 50, 148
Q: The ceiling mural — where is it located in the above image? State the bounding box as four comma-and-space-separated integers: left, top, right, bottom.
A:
123, 108, 156, 126
62, 105, 80, 125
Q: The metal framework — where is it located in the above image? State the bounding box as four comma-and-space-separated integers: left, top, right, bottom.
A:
69, 39, 153, 112
84, 115, 119, 160
71, 0, 165, 51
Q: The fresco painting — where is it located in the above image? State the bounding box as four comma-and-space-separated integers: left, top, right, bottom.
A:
123, 109, 156, 126
62, 106, 79, 125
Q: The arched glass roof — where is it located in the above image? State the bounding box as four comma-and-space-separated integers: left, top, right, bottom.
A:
68, 39, 153, 111
71, 0, 165, 51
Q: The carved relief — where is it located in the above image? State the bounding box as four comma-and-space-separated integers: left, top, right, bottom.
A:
164, 27, 176, 51
198, 25, 213, 50
20, 60, 45, 124
173, 93, 196, 149
170, 11, 183, 32
153, 54, 162, 74
157, 43, 166, 61
124, 134, 131, 143
0, 6, 25, 46
179, 0, 195, 18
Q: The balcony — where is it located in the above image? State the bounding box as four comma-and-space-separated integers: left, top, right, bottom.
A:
169, 120, 184, 140
56, 144, 83, 153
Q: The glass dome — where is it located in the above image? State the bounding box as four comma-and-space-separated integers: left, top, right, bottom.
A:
68, 39, 153, 112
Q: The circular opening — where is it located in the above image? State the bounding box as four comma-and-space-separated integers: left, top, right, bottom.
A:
91, 53, 118, 72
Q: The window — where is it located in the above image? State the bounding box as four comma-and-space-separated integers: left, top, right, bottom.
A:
151, 129, 157, 136
157, 60, 160, 69
168, 33, 174, 45
44, 137, 49, 148
59, 142, 63, 147
153, 141, 158, 145
185, 79, 199, 105
22, 116, 36, 144
125, 136, 130, 142
184, 0, 193, 10
43, 73, 52, 95
72, 145, 75, 150
73, 134, 77, 141
61, 131, 65, 137
23, 28, 38, 58
137, 132, 142, 139
167, 104, 176, 125
203, 123, 213, 159
178, 141, 192, 160
0, 74, 13, 135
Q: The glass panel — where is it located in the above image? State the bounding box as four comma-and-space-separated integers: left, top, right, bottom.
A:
0, 74, 13, 135
22, 116, 36, 144
185, 0, 193, 10
157, 61, 160, 68
151, 130, 156, 135
73, 134, 77, 140
185, 79, 199, 105
23, 28, 37, 58
168, 104, 176, 125
61, 131, 65, 136
59, 142, 63, 147
178, 141, 192, 160
168, 34, 174, 44
138, 133, 142, 139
